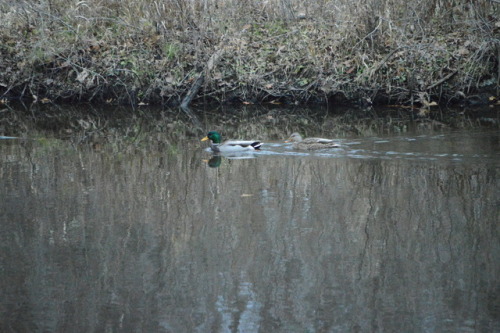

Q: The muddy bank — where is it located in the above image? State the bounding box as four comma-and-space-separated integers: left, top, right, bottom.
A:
0, 1, 499, 108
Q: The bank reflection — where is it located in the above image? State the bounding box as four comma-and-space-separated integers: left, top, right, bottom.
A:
0, 134, 498, 332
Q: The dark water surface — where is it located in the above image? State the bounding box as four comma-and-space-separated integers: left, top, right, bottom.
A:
1, 118, 499, 332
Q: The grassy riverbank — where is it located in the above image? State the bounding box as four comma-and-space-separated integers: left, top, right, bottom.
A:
0, 1, 499, 107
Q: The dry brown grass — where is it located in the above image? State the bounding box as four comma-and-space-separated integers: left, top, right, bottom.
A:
0, 0, 498, 106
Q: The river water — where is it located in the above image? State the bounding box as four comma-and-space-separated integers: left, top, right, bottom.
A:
0, 109, 499, 332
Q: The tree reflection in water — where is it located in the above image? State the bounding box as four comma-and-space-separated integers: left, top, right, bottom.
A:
0, 112, 499, 333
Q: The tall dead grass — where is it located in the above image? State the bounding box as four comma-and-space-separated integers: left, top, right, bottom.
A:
0, 0, 498, 105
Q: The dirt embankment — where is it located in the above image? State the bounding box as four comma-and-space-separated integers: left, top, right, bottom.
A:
0, 1, 499, 108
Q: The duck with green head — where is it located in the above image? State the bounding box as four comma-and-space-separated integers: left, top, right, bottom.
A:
201, 131, 262, 153
285, 132, 341, 150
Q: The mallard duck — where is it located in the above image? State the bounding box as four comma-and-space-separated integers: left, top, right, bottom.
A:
201, 131, 262, 153
285, 132, 341, 150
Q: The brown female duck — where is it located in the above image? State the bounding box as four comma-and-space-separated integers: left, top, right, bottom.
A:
285, 132, 341, 150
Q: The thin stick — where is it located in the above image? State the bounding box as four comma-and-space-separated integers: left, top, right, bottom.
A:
426, 70, 458, 90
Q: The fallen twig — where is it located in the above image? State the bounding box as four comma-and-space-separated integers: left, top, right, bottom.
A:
426, 70, 458, 90
181, 43, 225, 109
